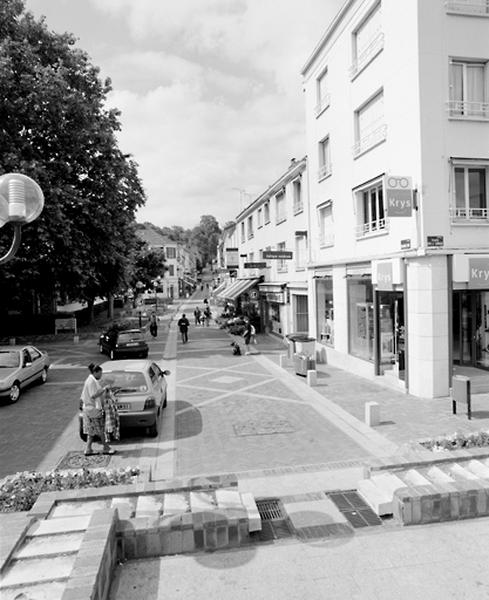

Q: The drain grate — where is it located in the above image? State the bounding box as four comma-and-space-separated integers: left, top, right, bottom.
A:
327, 491, 382, 528
256, 499, 284, 521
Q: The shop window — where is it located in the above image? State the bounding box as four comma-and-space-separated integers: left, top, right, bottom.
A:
450, 161, 488, 220
449, 60, 488, 119
348, 278, 374, 361
353, 91, 386, 157
276, 191, 286, 224
355, 179, 387, 238
295, 295, 309, 333
350, 2, 384, 79
295, 234, 307, 270
317, 277, 334, 346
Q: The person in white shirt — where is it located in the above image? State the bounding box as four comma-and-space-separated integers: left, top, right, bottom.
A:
81, 364, 115, 456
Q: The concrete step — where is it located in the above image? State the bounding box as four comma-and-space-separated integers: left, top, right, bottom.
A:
425, 466, 455, 484
14, 532, 84, 559
357, 479, 393, 516
449, 464, 481, 481
467, 460, 489, 479
28, 515, 91, 536
240, 492, 262, 532
400, 469, 431, 487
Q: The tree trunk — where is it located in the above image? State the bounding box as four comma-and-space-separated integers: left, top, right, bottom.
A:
107, 293, 114, 320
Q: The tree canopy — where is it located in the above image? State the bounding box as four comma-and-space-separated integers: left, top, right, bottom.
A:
0, 0, 145, 315
191, 215, 221, 266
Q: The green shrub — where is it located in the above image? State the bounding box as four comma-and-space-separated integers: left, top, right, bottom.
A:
0, 467, 140, 513
420, 430, 489, 452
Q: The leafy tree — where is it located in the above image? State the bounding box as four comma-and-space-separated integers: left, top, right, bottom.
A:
0, 0, 145, 319
130, 240, 166, 290
191, 215, 221, 266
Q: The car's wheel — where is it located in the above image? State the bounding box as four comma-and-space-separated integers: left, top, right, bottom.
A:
147, 421, 158, 437
39, 367, 48, 384
8, 382, 21, 404
79, 421, 87, 442
109, 349, 116, 360
162, 391, 167, 409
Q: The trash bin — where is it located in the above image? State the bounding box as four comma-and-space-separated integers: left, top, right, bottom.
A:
293, 352, 316, 377
286, 334, 316, 359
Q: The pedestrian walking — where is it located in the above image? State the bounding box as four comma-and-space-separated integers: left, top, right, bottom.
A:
193, 306, 201, 326
81, 364, 115, 456
149, 313, 158, 338
242, 318, 256, 355
177, 313, 190, 343
203, 305, 212, 327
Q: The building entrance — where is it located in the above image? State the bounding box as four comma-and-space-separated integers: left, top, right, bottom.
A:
453, 291, 489, 370
377, 291, 405, 380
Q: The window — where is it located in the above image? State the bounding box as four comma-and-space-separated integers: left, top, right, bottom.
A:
295, 295, 309, 333
449, 60, 488, 119
318, 137, 332, 180
350, 3, 383, 78
451, 162, 489, 220
318, 201, 334, 246
277, 242, 287, 272
445, 0, 489, 16
353, 91, 386, 157
257, 208, 263, 227
355, 180, 387, 238
348, 278, 374, 361
264, 202, 270, 224
276, 191, 286, 224
168, 265, 174, 276
317, 277, 334, 346
247, 215, 254, 239
240, 221, 245, 243
315, 68, 330, 115
249, 252, 254, 262
295, 234, 307, 270
293, 179, 303, 214
166, 247, 176, 259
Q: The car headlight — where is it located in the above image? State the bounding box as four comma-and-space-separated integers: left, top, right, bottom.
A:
144, 397, 156, 409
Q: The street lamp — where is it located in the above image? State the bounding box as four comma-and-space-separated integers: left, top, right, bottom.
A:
135, 280, 145, 328
0, 173, 44, 264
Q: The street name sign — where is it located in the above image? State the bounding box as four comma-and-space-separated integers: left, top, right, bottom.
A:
262, 250, 293, 260
244, 262, 268, 269
427, 235, 444, 248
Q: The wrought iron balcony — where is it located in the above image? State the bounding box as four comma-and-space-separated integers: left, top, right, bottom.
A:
318, 162, 332, 181
355, 218, 388, 239
450, 206, 489, 221
445, 0, 489, 15
447, 100, 489, 119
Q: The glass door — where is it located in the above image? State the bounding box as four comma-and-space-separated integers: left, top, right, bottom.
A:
453, 291, 489, 370
475, 291, 489, 369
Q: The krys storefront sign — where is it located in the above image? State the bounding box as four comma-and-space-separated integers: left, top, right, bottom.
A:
376, 261, 393, 290
385, 175, 413, 217
469, 258, 489, 289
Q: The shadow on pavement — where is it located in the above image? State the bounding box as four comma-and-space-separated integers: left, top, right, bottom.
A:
175, 400, 203, 440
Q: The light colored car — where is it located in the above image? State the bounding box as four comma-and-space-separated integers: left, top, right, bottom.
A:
78, 359, 170, 440
0, 345, 50, 403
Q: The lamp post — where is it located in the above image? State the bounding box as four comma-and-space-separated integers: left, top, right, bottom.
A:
135, 280, 144, 328
0, 173, 44, 264
153, 275, 162, 313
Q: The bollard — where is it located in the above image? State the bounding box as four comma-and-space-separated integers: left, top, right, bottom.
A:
306, 369, 317, 386
73, 335, 80, 344
279, 354, 287, 368
365, 401, 380, 427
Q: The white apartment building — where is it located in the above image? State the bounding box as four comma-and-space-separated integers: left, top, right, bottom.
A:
302, 0, 489, 398
217, 158, 310, 335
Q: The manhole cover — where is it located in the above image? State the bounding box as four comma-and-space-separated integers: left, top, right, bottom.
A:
56, 451, 111, 470
233, 419, 295, 436
327, 491, 382, 528
256, 499, 284, 520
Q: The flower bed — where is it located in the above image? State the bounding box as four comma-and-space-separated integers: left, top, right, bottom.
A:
0, 466, 140, 513
420, 430, 489, 453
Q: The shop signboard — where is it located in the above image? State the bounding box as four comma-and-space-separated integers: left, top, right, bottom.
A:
400, 238, 411, 250
469, 258, 489, 289
262, 250, 293, 260
264, 291, 285, 303
376, 261, 393, 290
427, 235, 444, 248
385, 176, 413, 217
244, 262, 267, 269
225, 247, 239, 269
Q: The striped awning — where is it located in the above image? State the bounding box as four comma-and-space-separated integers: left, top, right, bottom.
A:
217, 278, 260, 301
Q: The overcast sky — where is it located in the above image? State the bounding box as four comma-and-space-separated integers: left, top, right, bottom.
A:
24, 0, 344, 229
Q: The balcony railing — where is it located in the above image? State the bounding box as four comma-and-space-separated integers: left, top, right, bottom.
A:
318, 162, 332, 181
293, 201, 304, 215
349, 32, 384, 79
353, 124, 387, 157
315, 92, 331, 116
450, 206, 489, 220
355, 218, 388, 239
445, 0, 489, 15
447, 100, 489, 119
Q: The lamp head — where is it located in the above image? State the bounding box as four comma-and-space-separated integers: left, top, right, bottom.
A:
0, 173, 44, 228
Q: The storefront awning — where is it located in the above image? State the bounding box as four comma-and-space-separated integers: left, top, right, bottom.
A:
218, 278, 260, 301
212, 280, 228, 295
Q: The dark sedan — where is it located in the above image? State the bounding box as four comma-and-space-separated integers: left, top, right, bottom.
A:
99, 328, 148, 360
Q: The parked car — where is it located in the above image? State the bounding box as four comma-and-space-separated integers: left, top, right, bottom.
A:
99, 328, 148, 360
78, 359, 170, 440
0, 345, 50, 403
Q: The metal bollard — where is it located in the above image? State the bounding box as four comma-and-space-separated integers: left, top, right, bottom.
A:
306, 369, 317, 386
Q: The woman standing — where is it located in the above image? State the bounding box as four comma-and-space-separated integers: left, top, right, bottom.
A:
81, 364, 115, 456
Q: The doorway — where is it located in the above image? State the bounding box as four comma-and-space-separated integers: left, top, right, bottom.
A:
377, 291, 405, 380
453, 291, 489, 370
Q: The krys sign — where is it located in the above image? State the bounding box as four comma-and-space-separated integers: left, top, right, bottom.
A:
469, 258, 489, 289
385, 176, 413, 217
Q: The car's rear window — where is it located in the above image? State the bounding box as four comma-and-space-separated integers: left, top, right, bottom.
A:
118, 331, 144, 343
0, 351, 20, 368
103, 371, 147, 393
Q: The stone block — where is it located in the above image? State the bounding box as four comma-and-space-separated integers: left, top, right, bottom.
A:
190, 491, 216, 512
402, 469, 431, 487
228, 524, 239, 547
29, 515, 91, 536
146, 530, 161, 557
393, 488, 413, 524
216, 525, 229, 548
450, 464, 480, 481
466, 460, 489, 479
240, 492, 262, 532
425, 466, 455, 484
357, 479, 393, 516
365, 401, 380, 427
204, 526, 217, 550
135, 495, 162, 519
162, 530, 183, 555
306, 369, 317, 386
193, 528, 204, 550
182, 527, 195, 553
215, 489, 242, 510
162, 493, 188, 516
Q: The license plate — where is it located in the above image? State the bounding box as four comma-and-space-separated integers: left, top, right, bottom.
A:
117, 403, 130, 410
125, 342, 139, 347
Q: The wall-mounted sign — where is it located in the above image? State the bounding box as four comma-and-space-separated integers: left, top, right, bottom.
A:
250, 290, 258, 300
239, 253, 247, 258
400, 238, 411, 250
385, 175, 413, 217
228, 269, 237, 277
427, 235, 444, 248
262, 250, 293, 260
469, 258, 489, 289
262, 291, 285, 303
244, 262, 267, 269
376, 262, 393, 291
225, 247, 239, 269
